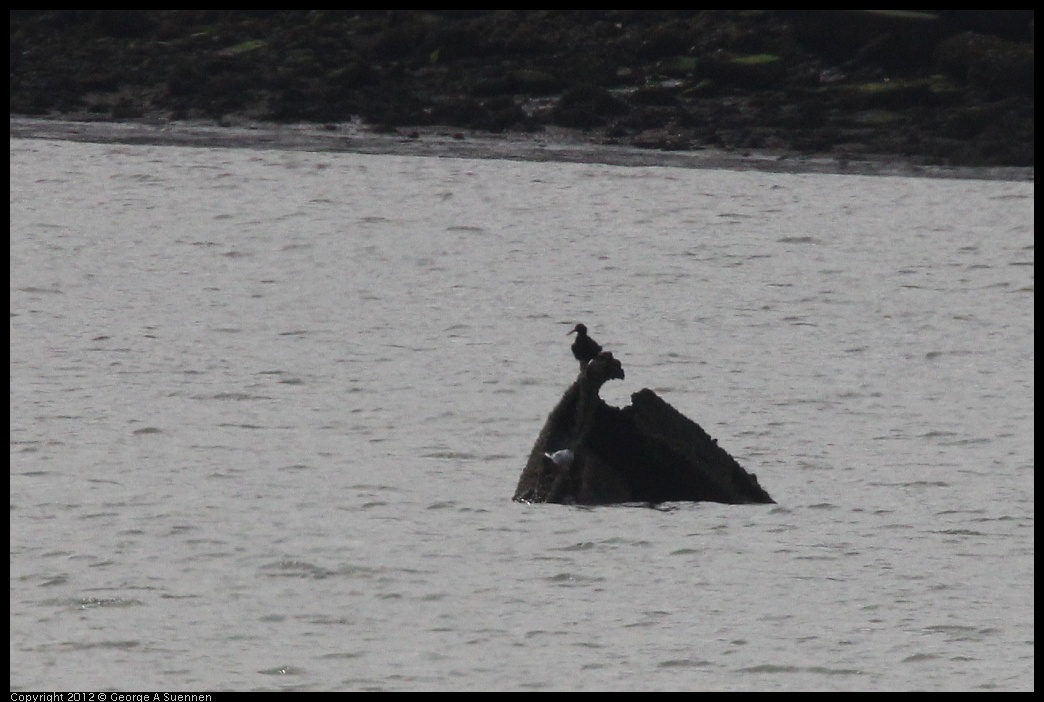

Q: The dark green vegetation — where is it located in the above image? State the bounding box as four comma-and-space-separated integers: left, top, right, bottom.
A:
10, 10, 1034, 167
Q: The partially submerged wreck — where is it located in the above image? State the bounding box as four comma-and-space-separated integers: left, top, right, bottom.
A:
514, 351, 773, 506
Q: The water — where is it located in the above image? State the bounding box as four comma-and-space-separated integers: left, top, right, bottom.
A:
9, 135, 1033, 691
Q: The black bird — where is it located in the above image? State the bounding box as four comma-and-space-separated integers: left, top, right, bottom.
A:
567, 323, 602, 371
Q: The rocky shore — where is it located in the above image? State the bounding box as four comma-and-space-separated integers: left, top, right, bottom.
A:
10, 11, 1034, 170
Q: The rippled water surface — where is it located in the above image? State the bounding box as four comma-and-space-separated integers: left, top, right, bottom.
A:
10, 137, 1033, 691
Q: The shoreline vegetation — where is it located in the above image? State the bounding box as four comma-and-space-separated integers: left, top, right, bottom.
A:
10, 11, 1034, 178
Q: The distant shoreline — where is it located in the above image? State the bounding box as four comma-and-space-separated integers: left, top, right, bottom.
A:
10, 116, 1034, 182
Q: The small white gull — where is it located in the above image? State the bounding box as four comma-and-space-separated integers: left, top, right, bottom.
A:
544, 448, 574, 467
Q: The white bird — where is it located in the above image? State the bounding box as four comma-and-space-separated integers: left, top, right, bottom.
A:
544, 448, 574, 467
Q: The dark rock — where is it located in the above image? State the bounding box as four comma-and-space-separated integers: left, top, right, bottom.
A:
514, 352, 774, 506
831, 80, 932, 111
934, 32, 1035, 99
703, 52, 788, 91
551, 85, 630, 130
792, 10, 947, 69
630, 85, 683, 106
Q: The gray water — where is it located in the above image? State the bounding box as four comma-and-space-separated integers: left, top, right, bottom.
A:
9, 136, 1034, 691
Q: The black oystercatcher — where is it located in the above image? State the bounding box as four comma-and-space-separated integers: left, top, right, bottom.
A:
568, 323, 602, 371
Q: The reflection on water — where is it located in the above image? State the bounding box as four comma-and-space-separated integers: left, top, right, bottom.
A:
10, 136, 1033, 691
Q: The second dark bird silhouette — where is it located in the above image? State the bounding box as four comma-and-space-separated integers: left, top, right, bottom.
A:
567, 323, 602, 372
